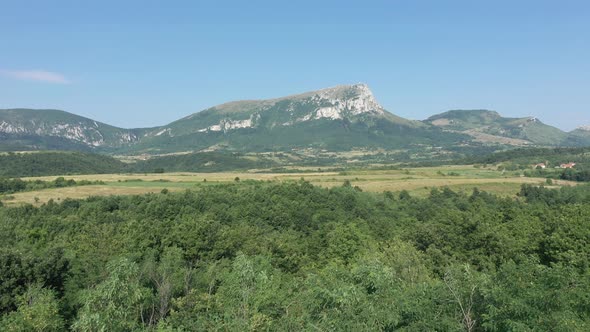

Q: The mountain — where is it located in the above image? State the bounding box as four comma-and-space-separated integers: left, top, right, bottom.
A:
119, 84, 465, 153
150, 83, 418, 135
563, 125, 590, 146
2, 86, 588, 155
425, 110, 568, 146
570, 126, 590, 138
0, 109, 141, 151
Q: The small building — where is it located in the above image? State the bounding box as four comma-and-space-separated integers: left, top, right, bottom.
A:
560, 162, 576, 169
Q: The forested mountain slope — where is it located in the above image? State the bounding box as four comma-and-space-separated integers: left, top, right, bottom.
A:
0, 152, 126, 177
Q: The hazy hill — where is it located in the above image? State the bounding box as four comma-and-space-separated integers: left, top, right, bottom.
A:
563, 126, 590, 146
0, 109, 141, 151
425, 109, 569, 146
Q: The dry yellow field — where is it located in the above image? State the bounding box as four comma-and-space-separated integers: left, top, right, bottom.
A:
3, 185, 186, 206
3, 165, 578, 206
22, 171, 345, 183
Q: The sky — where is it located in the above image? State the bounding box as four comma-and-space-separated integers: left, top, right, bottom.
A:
0, 0, 589, 131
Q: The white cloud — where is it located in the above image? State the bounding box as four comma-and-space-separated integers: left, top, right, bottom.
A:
1, 69, 70, 84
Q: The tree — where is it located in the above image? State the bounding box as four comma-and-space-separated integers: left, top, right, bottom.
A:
481, 259, 590, 330
142, 246, 192, 326
212, 253, 286, 331
0, 284, 64, 332
72, 258, 150, 331
444, 264, 487, 332
399, 189, 411, 200
0, 248, 69, 315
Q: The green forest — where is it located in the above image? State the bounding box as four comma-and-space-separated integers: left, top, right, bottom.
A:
0, 177, 104, 195
1, 181, 590, 331
0, 152, 275, 177
0, 152, 127, 178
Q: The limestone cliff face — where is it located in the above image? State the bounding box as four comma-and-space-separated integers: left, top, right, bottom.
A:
0, 109, 140, 148
153, 83, 391, 135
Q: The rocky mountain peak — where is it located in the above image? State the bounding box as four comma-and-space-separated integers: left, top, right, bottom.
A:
312, 83, 371, 99
145, 83, 397, 140
302, 83, 385, 117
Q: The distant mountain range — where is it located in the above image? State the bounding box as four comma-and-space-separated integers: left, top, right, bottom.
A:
425, 110, 571, 146
1, 84, 589, 154
0, 108, 141, 151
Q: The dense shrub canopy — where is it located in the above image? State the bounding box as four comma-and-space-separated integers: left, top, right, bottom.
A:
1, 181, 590, 330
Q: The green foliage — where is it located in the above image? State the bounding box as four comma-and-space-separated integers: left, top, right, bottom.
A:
72, 258, 150, 331
481, 259, 590, 331
465, 147, 590, 170
0, 177, 103, 194
1, 181, 590, 330
0, 284, 64, 332
518, 183, 590, 205
0, 150, 276, 177
130, 152, 277, 173
0, 152, 126, 177
0, 248, 69, 314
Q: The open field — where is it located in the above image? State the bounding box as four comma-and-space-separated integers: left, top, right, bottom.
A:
3, 165, 579, 206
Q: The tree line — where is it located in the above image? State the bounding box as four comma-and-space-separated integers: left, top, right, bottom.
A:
0, 177, 104, 195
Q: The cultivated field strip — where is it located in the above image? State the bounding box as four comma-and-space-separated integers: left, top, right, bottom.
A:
2, 165, 578, 206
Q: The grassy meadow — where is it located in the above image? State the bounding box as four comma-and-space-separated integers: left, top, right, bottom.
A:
1, 165, 578, 206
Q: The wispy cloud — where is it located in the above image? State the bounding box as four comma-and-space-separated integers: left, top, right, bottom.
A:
0, 69, 71, 84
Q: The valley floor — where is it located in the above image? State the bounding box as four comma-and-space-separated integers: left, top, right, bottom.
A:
2, 165, 577, 206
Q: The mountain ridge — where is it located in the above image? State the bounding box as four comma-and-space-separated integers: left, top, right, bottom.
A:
424, 109, 570, 146
146, 83, 421, 138
1, 85, 589, 153
0, 108, 141, 151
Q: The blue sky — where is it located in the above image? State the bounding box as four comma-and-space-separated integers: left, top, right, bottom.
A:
1, 0, 589, 130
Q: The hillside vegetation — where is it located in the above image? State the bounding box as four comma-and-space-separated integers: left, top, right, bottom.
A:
0, 152, 126, 177
131, 152, 278, 173
465, 146, 590, 166
0, 177, 103, 194
0, 151, 277, 177
426, 109, 588, 146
